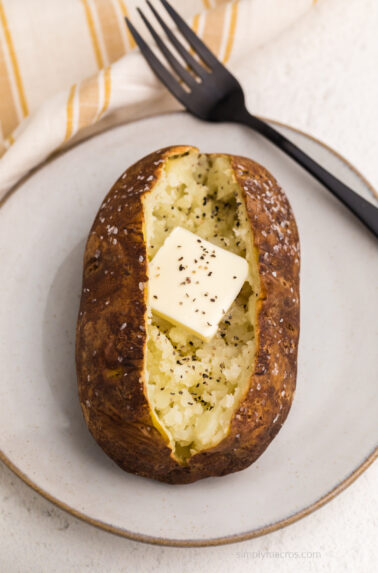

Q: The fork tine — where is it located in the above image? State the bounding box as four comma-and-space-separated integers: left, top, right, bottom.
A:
125, 18, 189, 105
159, 0, 221, 69
146, 0, 207, 79
137, 7, 195, 87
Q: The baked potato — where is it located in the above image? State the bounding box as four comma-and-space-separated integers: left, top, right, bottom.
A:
76, 146, 300, 484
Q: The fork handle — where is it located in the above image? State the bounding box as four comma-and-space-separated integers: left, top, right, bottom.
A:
238, 111, 378, 238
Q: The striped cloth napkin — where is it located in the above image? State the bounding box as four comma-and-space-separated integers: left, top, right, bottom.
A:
0, 0, 316, 198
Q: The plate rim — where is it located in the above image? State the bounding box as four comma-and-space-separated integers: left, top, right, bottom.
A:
0, 115, 377, 547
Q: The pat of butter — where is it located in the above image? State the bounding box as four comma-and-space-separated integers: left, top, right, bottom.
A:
149, 227, 249, 341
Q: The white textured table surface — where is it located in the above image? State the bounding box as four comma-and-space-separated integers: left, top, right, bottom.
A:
1, 0, 377, 571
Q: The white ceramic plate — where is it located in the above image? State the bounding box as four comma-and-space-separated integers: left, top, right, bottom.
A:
0, 113, 377, 547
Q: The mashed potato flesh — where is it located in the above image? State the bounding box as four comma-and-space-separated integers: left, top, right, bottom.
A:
143, 151, 260, 462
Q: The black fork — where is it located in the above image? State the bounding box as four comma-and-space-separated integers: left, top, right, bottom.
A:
126, 0, 378, 238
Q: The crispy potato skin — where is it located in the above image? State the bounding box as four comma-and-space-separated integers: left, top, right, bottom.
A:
76, 146, 300, 484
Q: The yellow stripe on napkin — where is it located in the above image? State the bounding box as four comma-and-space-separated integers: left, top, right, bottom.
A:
79, 75, 100, 129
201, 4, 227, 57
224, 0, 239, 62
117, 0, 136, 50
0, 0, 28, 125
93, 0, 125, 63
65, 84, 77, 142
0, 36, 19, 136
98, 66, 111, 119
81, 0, 104, 69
